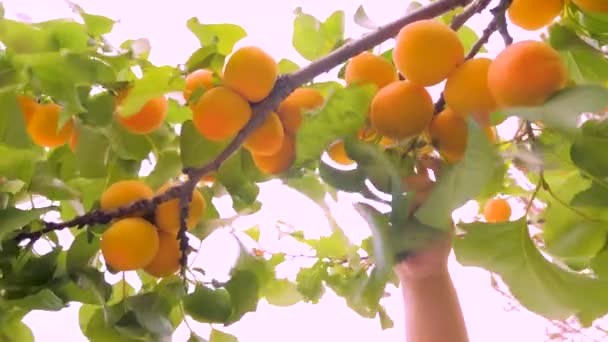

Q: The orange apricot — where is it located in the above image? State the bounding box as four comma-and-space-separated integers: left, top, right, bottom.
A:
429, 107, 468, 164
26, 103, 74, 148
191, 86, 252, 141
277, 87, 324, 134
370, 81, 434, 140
345, 52, 398, 90
143, 230, 182, 278
393, 20, 464, 86
243, 112, 285, 156
17, 95, 38, 125
444, 57, 497, 118
115, 92, 168, 135
507, 0, 563, 31
487, 40, 568, 108
223, 46, 278, 102
252, 134, 295, 175
327, 140, 355, 166
184, 69, 215, 103
483, 198, 512, 223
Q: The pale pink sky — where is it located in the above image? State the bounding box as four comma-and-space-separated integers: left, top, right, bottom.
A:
3, 0, 571, 341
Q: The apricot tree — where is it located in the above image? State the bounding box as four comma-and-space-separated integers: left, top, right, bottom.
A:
1, 0, 608, 341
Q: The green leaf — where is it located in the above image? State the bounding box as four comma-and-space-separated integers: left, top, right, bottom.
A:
67, 2, 116, 36
458, 25, 485, 53
354, 5, 378, 30
0, 91, 33, 148
295, 261, 326, 303
571, 182, 608, 207
166, 98, 192, 124
75, 124, 110, 178
262, 278, 303, 307
0, 320, 34, 342
224, 270, 260, 324
185, 45, 225, 75
107, 121, 153, 161
117, 66, 184, 117
309, 229, 352, 259
188, 332, 209, 342
0, 207, 54, 241
209, 329, 238, 342
292, 9, 345, 61
183, 285, 232, 324
295, 85, 375, 167
66, 231, 100, 274
125, 292, 174, 337
286, 171, 331, 205
217, 151, 260, 208
590, 250, 608, 279
416, 119, 502, 230
277, 58, 300, 74
0, 144, 44, 183
83, 91, 115, 126
7, 288, 65, 311
502, 85, 608, 133
571, 119, 608, 178
186, 18, 247, 55
0, 19, 55, 53
34, 19, 91, 52
318, 160, 367, 193
378, 306, 394, 330
454, 217, 608, 321
145, 150, 182, 189
180, 120, 228, 168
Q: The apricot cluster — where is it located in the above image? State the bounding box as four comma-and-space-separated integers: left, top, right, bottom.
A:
98, 179, 205, 278
184, 46, 326, 175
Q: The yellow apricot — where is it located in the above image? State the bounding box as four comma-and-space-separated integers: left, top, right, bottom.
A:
154, 183, 206, 235
27, 103, 74, 148
184, 69, 216, 103
370, 81, 434, 140
507, 0, 563, 31
115, 91, 168, 135
143, 230, 182, 278
429, 107, 468, 164
252, 133, 295, 174
572, 0, 608, 13
327, 140, 355, 166
243, 112, 285, 156
345, 52, 398, 90
101, 217, 160, 271
100, 180, 155, 215
17, 95, 38, 126
277, 87, 324, 134
393, 20, 464, 86
444, 57, 497, 118
223, 46, 278, 102
191, 86, 252, 141
483, 198, 512, 223
488, 40, 568, 108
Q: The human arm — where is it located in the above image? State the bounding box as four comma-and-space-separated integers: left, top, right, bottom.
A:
395, 159, 469, 342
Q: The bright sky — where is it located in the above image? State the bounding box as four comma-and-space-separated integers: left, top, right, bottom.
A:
3, 0, 567, 341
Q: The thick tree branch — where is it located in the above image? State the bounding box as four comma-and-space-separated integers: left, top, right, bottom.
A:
15, 0, 472, 244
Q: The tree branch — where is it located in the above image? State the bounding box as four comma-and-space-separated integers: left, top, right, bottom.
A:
15, 0, 473, 244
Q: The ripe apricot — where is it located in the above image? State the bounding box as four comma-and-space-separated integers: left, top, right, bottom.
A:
115, 92, 168, 134
200, 173, 216, 185
17, 95, 38, 125
483, 198, 512, 223
100, 180, 155, 215
184, 69, 215, 103
345, 52, 398, 90
252, 133, 295, 174
327, 140, 355, 166
26, 103, 74, 148
277, 87, 324, 134
143, 230, 182, 278
101, 217, 160, 271
507, 0, 563, 31
191, 86, 252, 141
243, 112, 285, 156
429, 107, 468, 164
444, 57, 497, 118
154, 183, 205, 235
223, 46, 278, 102
370, 81, 434, 140
488, 40, 568, 108
393, 20, 464, 86
572, 0, 608, 13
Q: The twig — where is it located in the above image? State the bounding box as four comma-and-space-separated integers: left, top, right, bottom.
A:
491, 0, 514, 46
450, 0, 493, 31
14, 0, 473, 244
